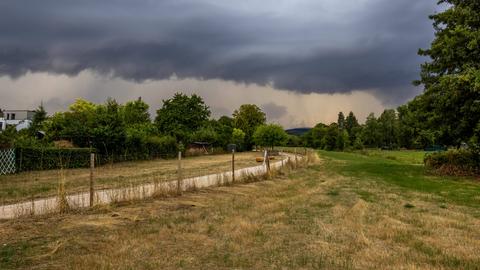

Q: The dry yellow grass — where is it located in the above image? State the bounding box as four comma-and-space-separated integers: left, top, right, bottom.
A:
0, 152, 264, 204
0, 154, 479, 269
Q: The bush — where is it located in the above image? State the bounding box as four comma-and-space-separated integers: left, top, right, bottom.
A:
424, 150, 480, 176
145, 135, 178, 159
16, 147, 92, 172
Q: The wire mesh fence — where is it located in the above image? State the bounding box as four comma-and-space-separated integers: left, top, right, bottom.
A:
0, 148, 15, 175
0, 149, 304, 218
0, 146, 317, 220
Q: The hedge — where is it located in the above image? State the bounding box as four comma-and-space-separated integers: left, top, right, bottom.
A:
16, 147, 92, 172
424, 149, 480, 176
15, 136, 179, 172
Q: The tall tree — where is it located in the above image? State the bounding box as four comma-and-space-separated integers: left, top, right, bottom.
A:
233, 104, 266, 149
345, 111, 360, 144
414, 0, 480, 147
214, 116, 234, 148
378, 109, 398, 148
50, 98, 97, 147
323, 123, 339, 151
29, 103, 48, 135
231, 128, 246, 150
304, 123, 327, 149
122, 97, 151, 126
362, 113, 382, 148
253, 124, 288, 150
337, 112, 345, 130
92, 98, 126, 155
155, 93, 210, 142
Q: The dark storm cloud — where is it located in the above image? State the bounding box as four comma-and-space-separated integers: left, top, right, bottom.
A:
0, 0, 439, 104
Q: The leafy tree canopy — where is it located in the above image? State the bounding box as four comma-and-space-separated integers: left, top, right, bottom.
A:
155, 93, 210, 142
253, 124, 288, 150
122, 97, 151, 126
233, 104, 266, 149
414, 0, 480, 147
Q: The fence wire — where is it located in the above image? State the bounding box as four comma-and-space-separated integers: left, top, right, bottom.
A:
0, 148, 15, 175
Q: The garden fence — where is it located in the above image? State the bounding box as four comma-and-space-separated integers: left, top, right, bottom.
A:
0, 148, 16, 175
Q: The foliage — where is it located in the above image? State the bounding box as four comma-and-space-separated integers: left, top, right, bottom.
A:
191, 126, 219, 144
45, 99, 97, 148
362, 113, 382, 148
424, 149, 480, 176
378, 109, 398, 148
233, 104, 266, 149
412, 0, 480, 147
345, 111, 360, 144
336, 130, 349, 151
353, 136, 364, 150
29, 103, 47, 135
91, 98, 127, 156
155, 93, 210, 143
122, 97, 151, 126
145, 135, 178, 158
13, 134, 45, 148
302, 123, 327, 149
15, 147, 92, 172
231, 128, 246, 151
337, 112, 345, 130
323, 124, 339, 151
286, 135, 302, 147
252, 124, 287, 149
206, 117, 233, 148
0, 126, 16, 149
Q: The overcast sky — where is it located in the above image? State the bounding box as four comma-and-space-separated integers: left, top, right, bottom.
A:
0, 0, 440, 127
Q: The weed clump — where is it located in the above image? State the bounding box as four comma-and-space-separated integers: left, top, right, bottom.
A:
404, 203, 415, 209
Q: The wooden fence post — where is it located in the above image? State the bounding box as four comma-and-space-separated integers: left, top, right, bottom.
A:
294, 148, 298, 168
232, 149, 235, 183
266, 150, 271, 175
177, 151, 182, 194
89, 153, 95, 207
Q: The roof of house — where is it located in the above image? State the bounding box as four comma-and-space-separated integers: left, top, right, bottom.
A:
191, 142, 211, 146
2, 110, 36, 112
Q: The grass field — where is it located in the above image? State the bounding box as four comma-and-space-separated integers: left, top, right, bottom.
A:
0, 152, 265, 204
353, 149, 427, 164
1, 150, 479, 269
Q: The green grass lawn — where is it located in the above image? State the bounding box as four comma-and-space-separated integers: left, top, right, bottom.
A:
353, 149, 427, 164
320, 150, 480, 212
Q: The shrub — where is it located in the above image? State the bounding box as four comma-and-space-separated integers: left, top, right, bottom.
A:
424, 150, 480, 176
16, 147, 92, 172
145, 135, 178, 158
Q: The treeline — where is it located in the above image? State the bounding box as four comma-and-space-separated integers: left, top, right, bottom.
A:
0, 93, 290, 162
302, 108, 443, 151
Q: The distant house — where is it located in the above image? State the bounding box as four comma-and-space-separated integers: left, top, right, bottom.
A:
0, 110, 36, 132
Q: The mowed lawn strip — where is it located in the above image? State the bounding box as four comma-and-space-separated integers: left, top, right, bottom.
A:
0, 152, 265, 204
320, 150, 480, 212
1, 151, 479, 269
